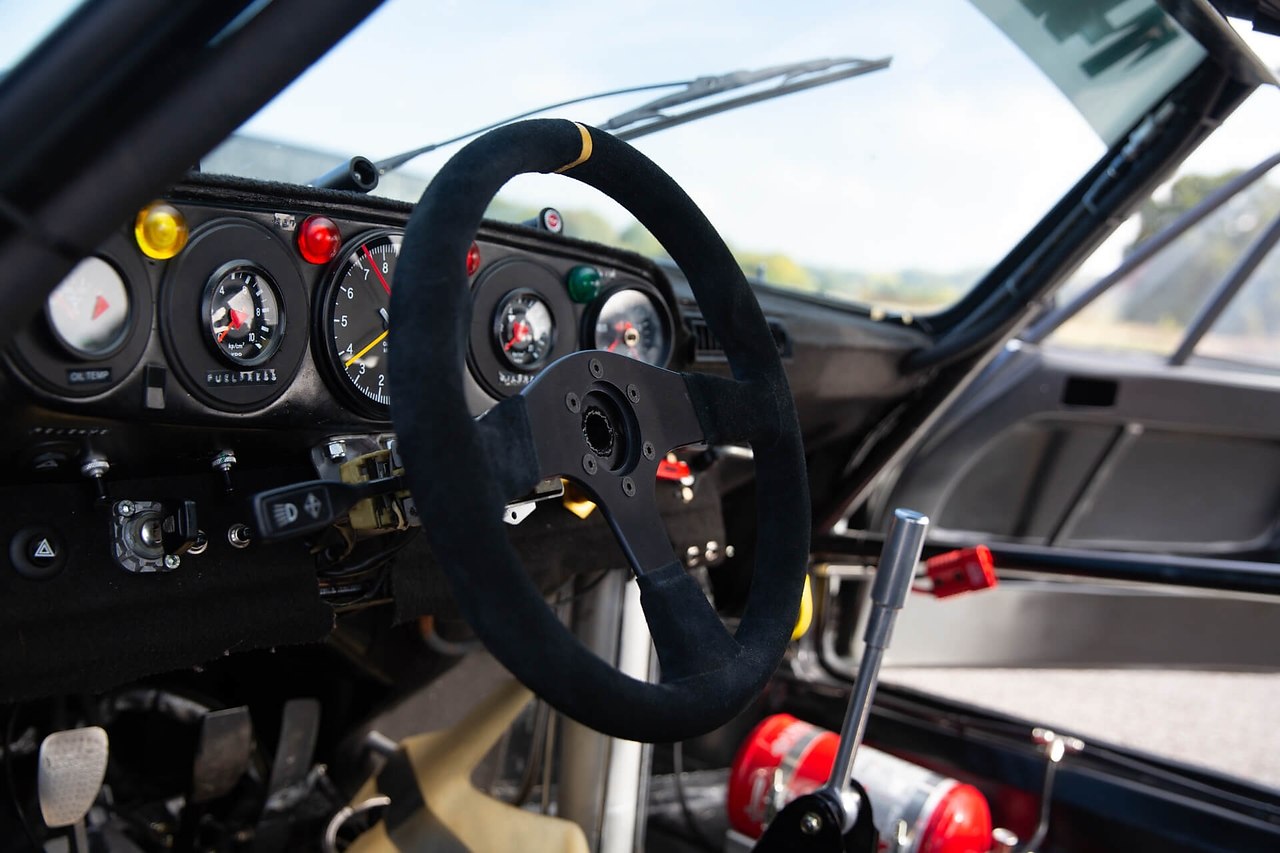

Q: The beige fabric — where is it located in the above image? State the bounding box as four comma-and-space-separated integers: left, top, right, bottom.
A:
348, 680, 589, 853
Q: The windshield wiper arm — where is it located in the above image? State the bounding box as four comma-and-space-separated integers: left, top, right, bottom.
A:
601, 56, 891, 141
373, 80, 694, 174
367, 56, 890, 179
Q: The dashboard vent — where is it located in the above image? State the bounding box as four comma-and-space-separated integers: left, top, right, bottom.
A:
687, 317, 791, 362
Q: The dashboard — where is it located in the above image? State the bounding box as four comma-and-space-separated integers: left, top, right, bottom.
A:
1, 178, 685, 489
0, 174, 927, 701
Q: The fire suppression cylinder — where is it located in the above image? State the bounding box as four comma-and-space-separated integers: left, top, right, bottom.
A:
728, 714, 992, 852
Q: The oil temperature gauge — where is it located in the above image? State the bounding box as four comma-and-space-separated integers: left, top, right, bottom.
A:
494, 289, 554, 370
202, 262, 283, 366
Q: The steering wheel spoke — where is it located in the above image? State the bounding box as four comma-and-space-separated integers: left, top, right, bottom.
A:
680, 372, 782, 447
635, 561, 741, 683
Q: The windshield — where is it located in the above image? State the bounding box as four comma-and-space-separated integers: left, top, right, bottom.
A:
208, 0, 1207, 315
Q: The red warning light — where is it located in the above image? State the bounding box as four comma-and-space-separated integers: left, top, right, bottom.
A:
297, 215, 341, 265
466, 241, 482, 276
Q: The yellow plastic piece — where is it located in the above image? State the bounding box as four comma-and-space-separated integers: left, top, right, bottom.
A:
562, 481, 597, 519
791, 575, 813, 641
133, 201, 188, 259
347, 680, 588, 853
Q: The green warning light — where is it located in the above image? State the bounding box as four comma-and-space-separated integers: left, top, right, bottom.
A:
567, 265, 602, 303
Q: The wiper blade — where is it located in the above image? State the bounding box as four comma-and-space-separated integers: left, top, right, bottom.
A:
369, 56, 890, 178
601, 56, 891, 141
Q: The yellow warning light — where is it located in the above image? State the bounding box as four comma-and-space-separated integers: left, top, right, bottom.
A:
134, 201, 188, 259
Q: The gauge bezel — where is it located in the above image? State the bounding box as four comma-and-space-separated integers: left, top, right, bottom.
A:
8, 232, 153, 399
581, 281, 674, 368
491, 287, 557, 372
314, 227, 401, 420
466, 258, 575, 398
200, 259, 285, 368
159, 217, 308, 413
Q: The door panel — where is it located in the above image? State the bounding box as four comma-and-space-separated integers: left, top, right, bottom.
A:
883, 343, 1280, 557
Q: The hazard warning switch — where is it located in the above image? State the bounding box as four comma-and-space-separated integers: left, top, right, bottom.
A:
10, 527, 67, 580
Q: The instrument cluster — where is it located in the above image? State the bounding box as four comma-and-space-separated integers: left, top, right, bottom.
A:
6, 196, 678, 430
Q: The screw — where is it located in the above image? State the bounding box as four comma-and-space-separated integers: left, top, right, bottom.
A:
589, 358, 604, 378
116, 500, 135, 517
582, 454, 598, 476
685, 545, 700, 567
325, 440, 346, 462
565, 393, 581, 413
800, 812, 823, 835
163, 554, 181, 570
680, 486, 694, 503
626, 383, 640, 403
621, 477, 636, 497
643, 442, 655, 460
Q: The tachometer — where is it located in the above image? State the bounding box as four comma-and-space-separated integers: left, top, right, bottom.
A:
320, 230, 400, 415
590, 286, 671, 366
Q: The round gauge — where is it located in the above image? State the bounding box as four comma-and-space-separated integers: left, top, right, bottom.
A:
45, 256, 130, 359
591, 287, 671, 366
202, 262, 284, 366
321, 230, 400, 414
494, 289, 555, 370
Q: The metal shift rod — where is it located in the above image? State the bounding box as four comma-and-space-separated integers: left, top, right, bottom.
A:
821, 508, 929, 826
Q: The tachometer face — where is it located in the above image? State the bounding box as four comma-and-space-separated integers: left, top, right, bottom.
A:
45, 256, 130, 359
202, 262, 283, 366
322, 231, 400, 414
494, 289, 554, 370
591, 287, 671, 366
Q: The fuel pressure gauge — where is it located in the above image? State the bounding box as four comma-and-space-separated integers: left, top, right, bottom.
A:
202, 262, 283, 366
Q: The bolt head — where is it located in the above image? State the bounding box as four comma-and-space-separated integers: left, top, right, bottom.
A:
800, 812, 823, 835
589, 358, 604, 378
116, 500, 135, 517
163, 554, 181, 570
621, 477, 636, 497
643, 442, 655, 460
325, 441, 346, 462
565, 393, 581, 413
582, 454, 598, 475
626, 383, 640, 403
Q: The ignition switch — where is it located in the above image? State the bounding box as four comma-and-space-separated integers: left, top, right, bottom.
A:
109, 499, 199, 573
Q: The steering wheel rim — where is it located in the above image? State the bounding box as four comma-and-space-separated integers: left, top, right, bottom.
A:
389, 119, 810, 742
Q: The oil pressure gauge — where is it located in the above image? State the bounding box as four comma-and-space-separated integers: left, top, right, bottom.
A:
202, 261, 283, 366
494, 289, 554, 370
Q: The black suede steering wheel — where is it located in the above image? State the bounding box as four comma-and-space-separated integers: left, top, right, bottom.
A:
389, 119, 810, 742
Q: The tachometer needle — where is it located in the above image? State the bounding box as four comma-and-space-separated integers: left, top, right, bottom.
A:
345, 330, 388, 368
362, 245, 391, 295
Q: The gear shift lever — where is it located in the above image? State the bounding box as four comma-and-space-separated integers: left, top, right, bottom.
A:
752, 508, 928, 852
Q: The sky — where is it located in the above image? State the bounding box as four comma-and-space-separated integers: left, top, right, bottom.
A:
5, 1, 1279, 283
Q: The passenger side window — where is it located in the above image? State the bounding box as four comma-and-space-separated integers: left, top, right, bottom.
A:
1049, 173, 1280, 360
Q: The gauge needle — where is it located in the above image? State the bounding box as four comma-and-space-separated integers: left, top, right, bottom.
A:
362, 245, 391, 295
504, 320, 529, 351
345, 330, 388, 368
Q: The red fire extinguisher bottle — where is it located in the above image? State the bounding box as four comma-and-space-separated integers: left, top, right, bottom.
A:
728, 714, 992, 852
